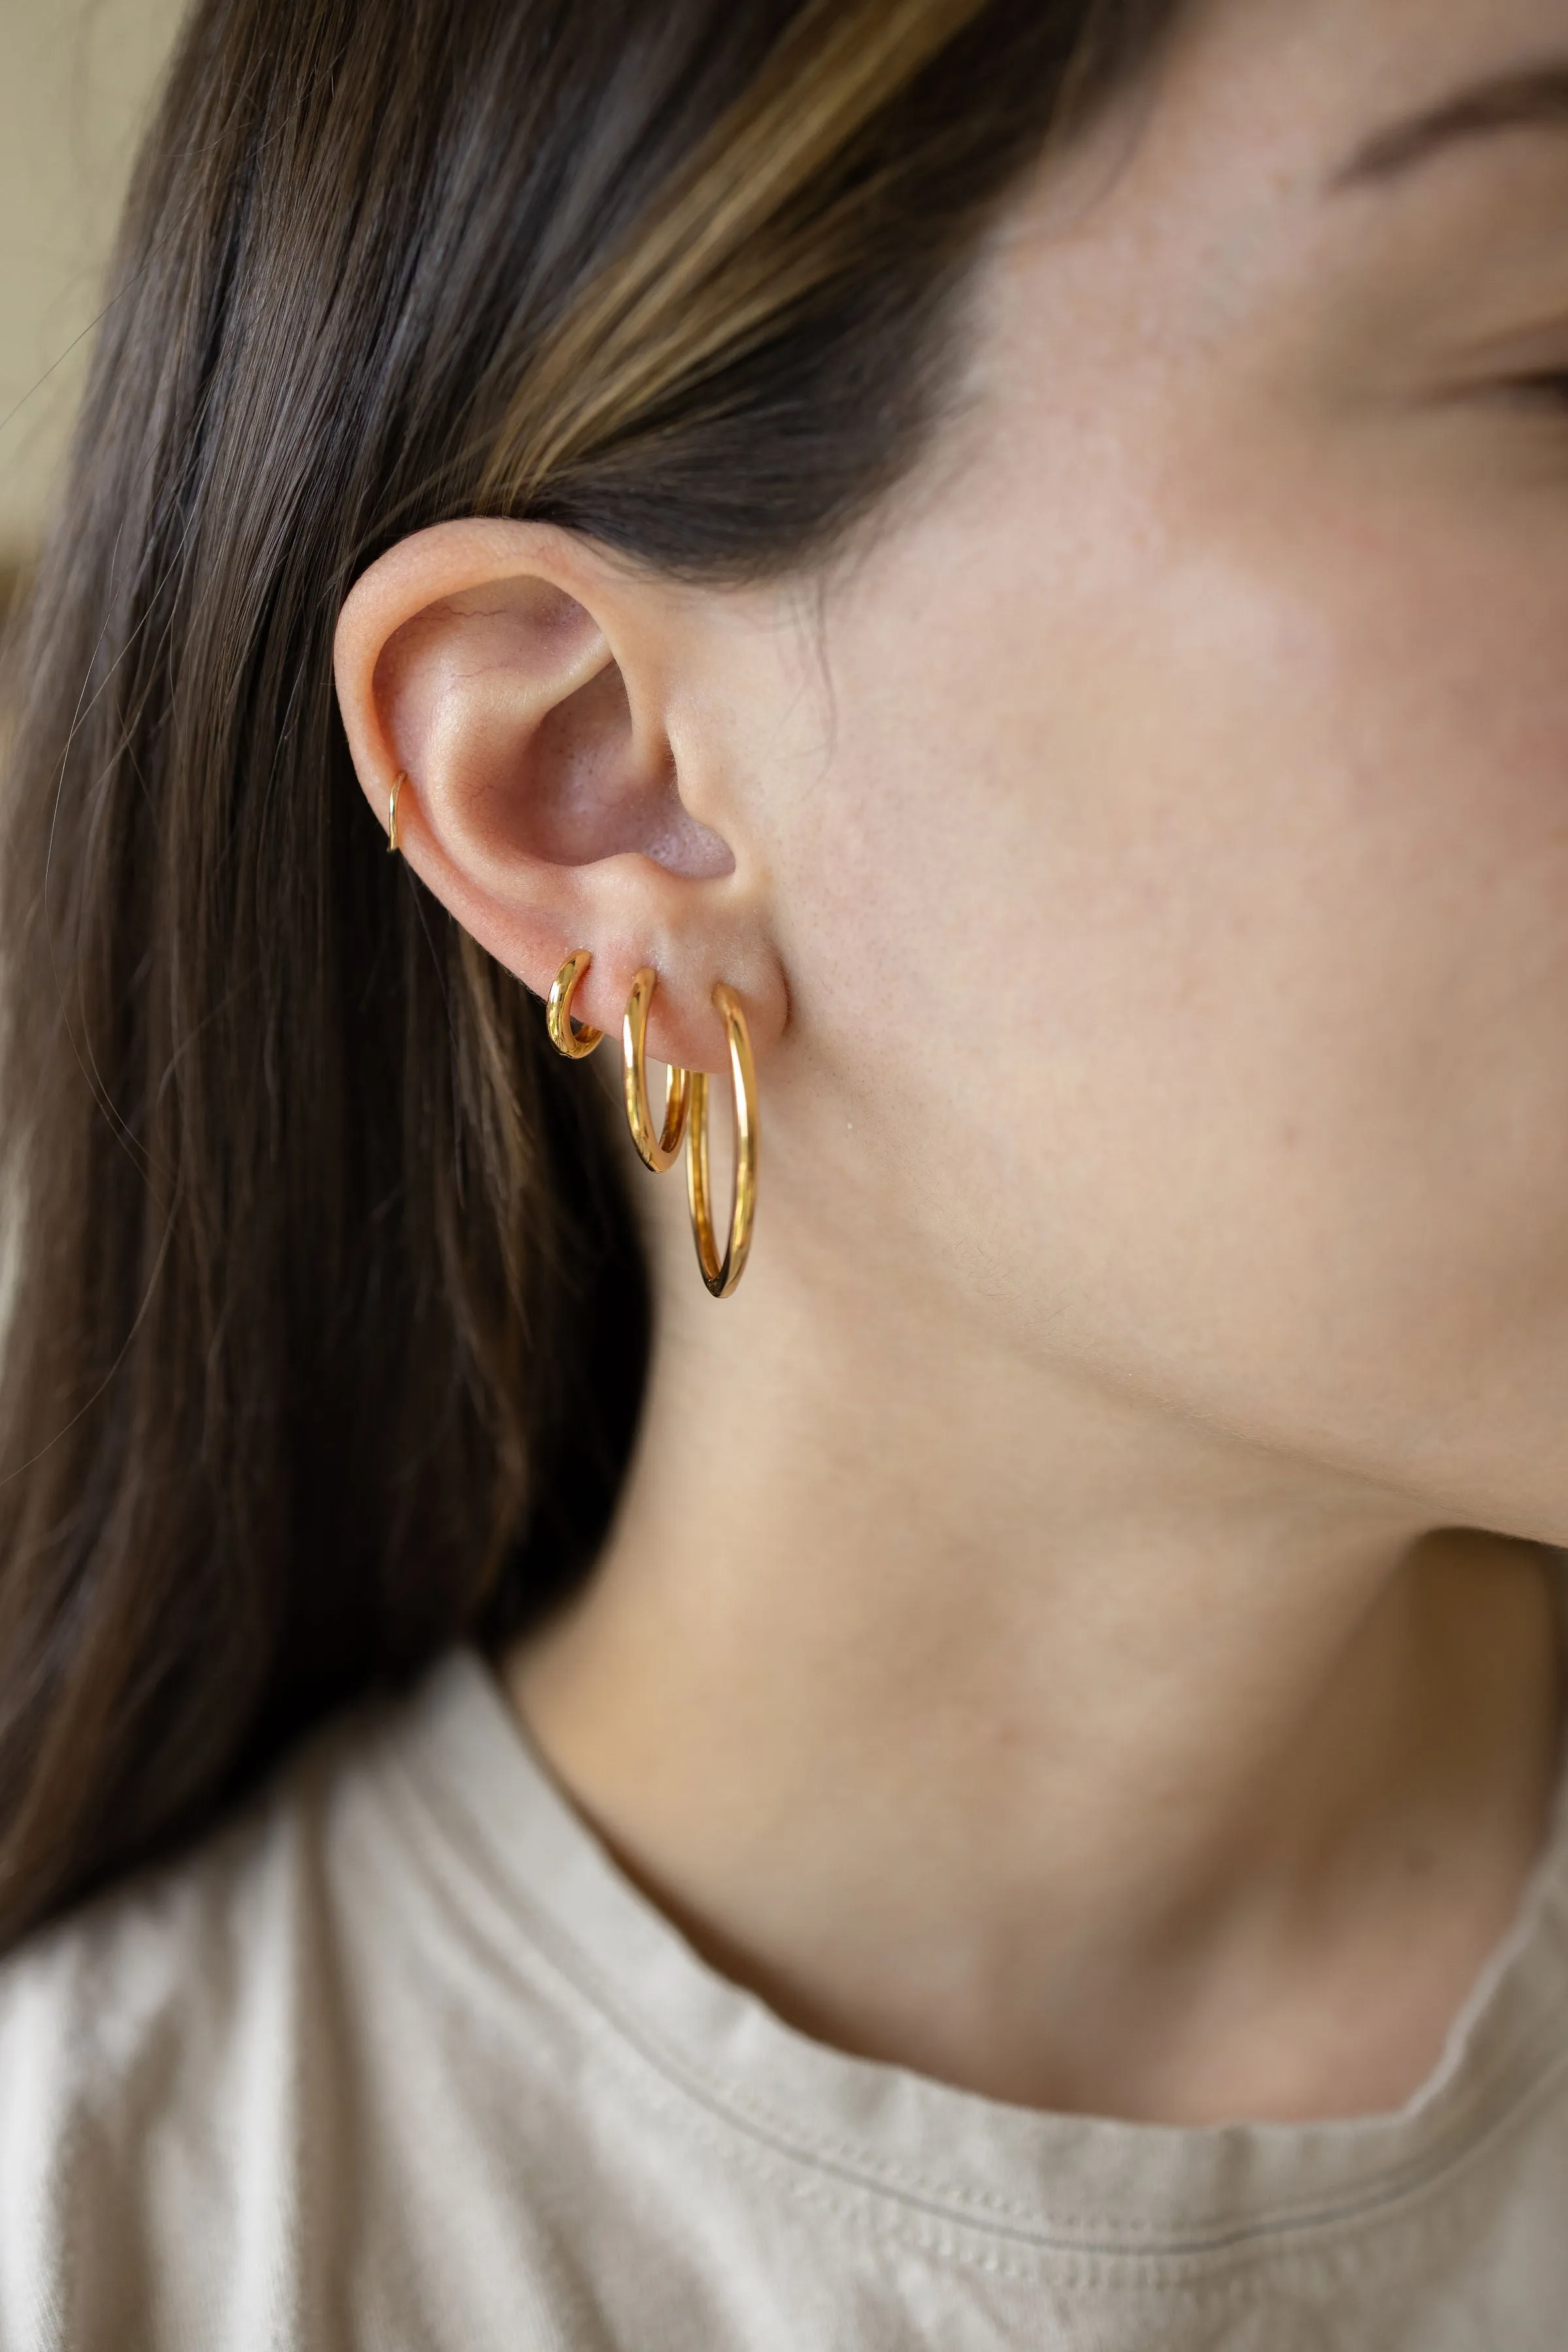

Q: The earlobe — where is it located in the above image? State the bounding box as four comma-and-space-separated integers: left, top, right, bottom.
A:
333, 518, 781, 1073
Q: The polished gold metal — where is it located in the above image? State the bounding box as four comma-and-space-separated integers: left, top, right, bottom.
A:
387, 770, 406, 855
685, 982, 758, 1299
547, 949, 604, 1058
622, 966, 691, 1171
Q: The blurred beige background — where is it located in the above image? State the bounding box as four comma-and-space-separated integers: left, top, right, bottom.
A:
0, 0, 187, 586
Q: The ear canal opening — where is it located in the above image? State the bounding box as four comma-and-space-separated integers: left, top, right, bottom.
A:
531, 666, 734, 877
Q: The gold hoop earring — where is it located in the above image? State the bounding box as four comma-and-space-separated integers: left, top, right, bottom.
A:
547, 950, 603, 1058
623, 968, 691, 1171
387, 770, 405, 855
686, 983, 757, 1299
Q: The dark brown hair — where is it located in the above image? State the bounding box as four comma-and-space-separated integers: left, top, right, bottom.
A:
0, 0, 1180, 1946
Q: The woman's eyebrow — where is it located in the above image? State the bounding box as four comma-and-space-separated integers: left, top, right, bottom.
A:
1335, 60, 1568, 189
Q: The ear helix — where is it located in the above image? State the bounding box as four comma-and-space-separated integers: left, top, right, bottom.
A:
545, 950, 759, 1298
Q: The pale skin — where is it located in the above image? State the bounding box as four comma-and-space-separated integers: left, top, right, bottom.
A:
335, 0, 1568, 2124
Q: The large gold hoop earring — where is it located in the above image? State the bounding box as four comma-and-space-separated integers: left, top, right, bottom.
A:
623, 967, 691, 1171
686, 983, 758, 1299
547, 950, 603, 1058
387, 770, 406, 855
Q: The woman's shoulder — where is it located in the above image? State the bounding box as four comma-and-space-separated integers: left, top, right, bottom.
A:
0, 1678, 423, 2340
2, 1664, 448, 2074
0, 1645, 713, 2350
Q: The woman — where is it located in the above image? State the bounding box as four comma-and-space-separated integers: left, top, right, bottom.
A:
2, 0, 1567, 2338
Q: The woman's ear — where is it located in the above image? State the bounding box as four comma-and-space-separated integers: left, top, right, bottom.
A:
333, 517, 784, 1070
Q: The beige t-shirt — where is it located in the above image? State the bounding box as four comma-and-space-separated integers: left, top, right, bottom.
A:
1, 1644, 1567, 2349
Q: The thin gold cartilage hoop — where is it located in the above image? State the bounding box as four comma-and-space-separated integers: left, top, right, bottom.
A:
387, 769, 405, 855
623, 966, 691, 1171
686, 982, 758, 1299
547, 949, 604, 1058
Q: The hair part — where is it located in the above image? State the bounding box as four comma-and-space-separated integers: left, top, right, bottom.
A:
0, 0, 1181, 1948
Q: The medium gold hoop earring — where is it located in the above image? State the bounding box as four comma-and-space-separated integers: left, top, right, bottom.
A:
686, 983, 757, 1299
623, 968, 691, 1171
547, 950, 603, 1058
387, 770, 405, 855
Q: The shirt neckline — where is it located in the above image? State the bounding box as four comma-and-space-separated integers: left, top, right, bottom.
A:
380, 1618, 1568, 2265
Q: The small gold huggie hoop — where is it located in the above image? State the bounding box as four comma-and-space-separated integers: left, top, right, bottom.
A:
547, 950, 603, 1058
686, 982, 758, 1299
387, 770, 405, 855
623, 968, 691, 1171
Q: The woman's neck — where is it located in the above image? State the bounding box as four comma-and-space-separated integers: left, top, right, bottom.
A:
506, 1246, 1565, 2124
